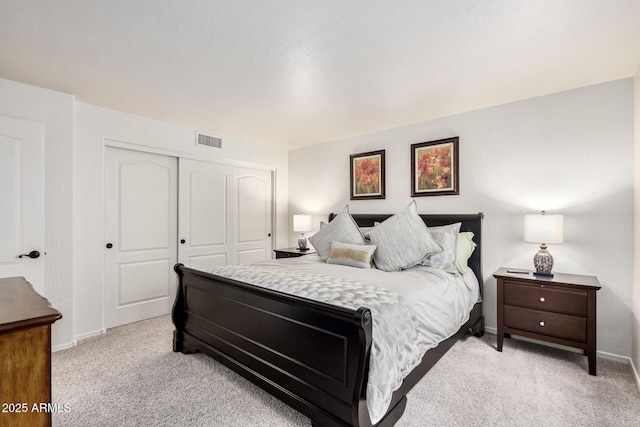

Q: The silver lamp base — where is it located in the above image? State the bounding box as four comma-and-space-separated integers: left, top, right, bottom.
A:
533, 244, 554, 277
297, 234, 308, 251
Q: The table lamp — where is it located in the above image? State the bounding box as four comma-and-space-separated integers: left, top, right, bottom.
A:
293, 214, 312, 251
524, 211, 564, 277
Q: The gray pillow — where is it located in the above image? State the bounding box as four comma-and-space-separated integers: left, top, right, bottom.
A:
421, 222, 461, 273
308, 206, 365, 261
326, 241, 377, 269
365, 201, 442, 272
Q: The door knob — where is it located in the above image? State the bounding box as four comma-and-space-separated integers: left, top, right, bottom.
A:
106, 243, 113, 249
19, 250, 41, 259
180, 239, 186, 244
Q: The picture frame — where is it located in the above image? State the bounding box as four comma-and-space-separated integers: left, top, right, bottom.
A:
411, 137, 459, 196
350, 150, 385, 200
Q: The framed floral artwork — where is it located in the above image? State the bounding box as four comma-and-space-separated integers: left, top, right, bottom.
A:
350, 150, 385, 200
411, 137, 459, 196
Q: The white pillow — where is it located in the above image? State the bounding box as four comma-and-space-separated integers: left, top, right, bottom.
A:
308, 206, 365, 261
456, 232, 477, 274
421, 222, 461, 273
359, 226, 374, 235
364, 201, 442, 272
326, 241, 377, 269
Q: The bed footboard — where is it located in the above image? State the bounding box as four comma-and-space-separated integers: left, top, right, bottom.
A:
172, 263, 379, 427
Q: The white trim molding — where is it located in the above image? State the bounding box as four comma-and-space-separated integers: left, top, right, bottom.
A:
52, 328, 107, 352
103, 138, 277, 172
631, 357, 640, 393
484, 327, 631, 364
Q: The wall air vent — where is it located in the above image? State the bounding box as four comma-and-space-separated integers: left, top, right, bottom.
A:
196, 131, 222, 148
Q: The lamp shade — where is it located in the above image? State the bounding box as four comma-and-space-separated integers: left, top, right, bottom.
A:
293, 214, 312, 232
524, 212, 564, 244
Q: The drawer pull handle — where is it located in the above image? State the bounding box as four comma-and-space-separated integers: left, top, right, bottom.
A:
539, 297, 545, 302
539, 321, 545, 327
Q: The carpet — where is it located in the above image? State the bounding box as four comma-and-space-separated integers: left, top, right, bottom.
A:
52, 315, 640, 426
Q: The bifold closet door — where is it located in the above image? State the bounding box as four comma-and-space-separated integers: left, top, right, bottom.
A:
178, 159, 273, 268
104, 147, 178, 328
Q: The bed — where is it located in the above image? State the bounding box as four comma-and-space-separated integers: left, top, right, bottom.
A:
172, 210, 484, 427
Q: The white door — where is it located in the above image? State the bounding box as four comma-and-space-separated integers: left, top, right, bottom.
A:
178, 158, 232, 270
178, 160, 273, 268
234, 167, 273, 264
0, 116, 45, 294
104, 147, 178, 328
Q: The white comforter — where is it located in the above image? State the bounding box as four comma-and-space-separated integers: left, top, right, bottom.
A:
207, 256, 479, 424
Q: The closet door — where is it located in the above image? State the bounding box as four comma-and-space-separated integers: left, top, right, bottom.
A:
178, 159, 232, 270
178, 159, 273, 268
234, 167, 273, 264
104, 147, 178, 328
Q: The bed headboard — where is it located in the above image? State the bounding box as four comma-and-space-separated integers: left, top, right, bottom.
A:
328, 212, 484, 295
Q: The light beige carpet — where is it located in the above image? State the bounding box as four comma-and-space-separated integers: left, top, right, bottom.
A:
52, 315, 640, 426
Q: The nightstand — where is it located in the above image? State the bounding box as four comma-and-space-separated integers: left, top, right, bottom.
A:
494, 267, 601, 375
274, 247, 316, 259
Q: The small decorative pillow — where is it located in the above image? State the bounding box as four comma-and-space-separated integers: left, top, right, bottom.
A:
308, 206, 365, 261
326, 241, 377, 269
456, 232, 477, 274
421, 222, 461, 274
364, 201, 442, 272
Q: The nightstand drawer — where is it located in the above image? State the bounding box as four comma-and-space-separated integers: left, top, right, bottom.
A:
276, 251, 299, 258
273, 248, 316, 259
504, 305, 586, 342
504, 282, 587, 316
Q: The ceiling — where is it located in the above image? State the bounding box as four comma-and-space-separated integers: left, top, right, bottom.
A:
1, 1, 639, 149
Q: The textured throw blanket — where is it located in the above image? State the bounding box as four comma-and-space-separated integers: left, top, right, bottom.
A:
208, 265, 430, 424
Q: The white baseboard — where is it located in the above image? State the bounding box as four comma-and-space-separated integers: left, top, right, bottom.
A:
631, 357, 640, 393
75, 328, 107, 342
52, 341, 75, 352
482, 327, 629, 363
52, 329, 107, 353
597, 350, 632, 364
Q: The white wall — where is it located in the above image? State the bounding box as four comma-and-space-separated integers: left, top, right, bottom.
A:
633, 66, 640, 385
0, 78, 290, 348
74, 103, 289, 340
0, 78, 75, 349
289, 79, 634, 358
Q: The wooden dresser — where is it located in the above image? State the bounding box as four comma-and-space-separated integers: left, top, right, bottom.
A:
494, 268, 601, 375
0, 276, 62, 427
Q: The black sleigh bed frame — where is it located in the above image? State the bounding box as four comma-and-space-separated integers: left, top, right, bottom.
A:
172, 213, 484, 427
